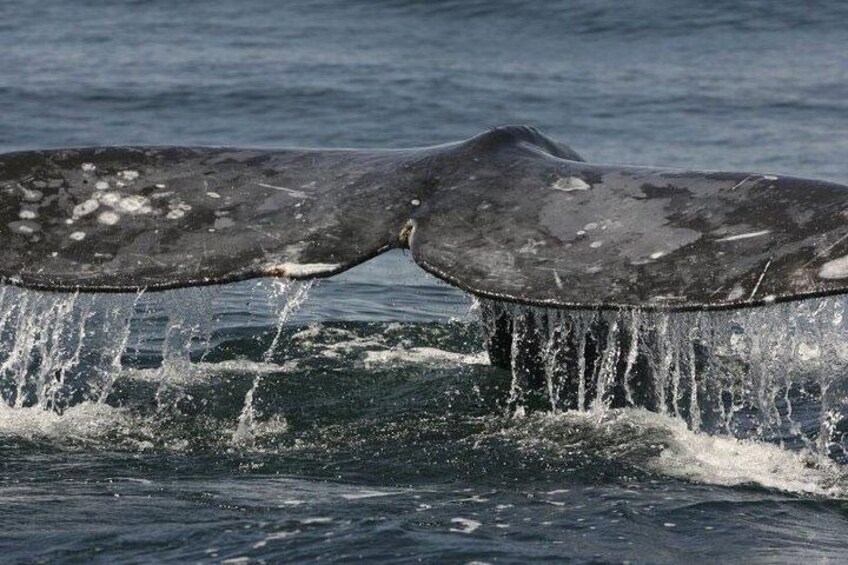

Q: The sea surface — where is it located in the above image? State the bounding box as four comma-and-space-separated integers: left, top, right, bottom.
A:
2, 1, 848, 563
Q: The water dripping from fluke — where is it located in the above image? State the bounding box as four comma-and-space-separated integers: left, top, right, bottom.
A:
2, 273, 847, 472
0, 280, 314, 449
232, 280, 313, 448
479, 297, 848, 463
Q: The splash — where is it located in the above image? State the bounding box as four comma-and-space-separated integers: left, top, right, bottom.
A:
0, 280, 313, 445
0, 285, 228, 411
0, 287, 140, 411
480, 298, 848, 460
494, 408, 847, 497
232, 280, 313, 447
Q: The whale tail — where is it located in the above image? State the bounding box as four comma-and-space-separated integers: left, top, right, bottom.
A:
2, 127, 848, 311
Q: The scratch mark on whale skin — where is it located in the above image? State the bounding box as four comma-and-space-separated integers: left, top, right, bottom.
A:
749, 258, 772, 300
716, 230, 771, 242
256, 182, 313, 199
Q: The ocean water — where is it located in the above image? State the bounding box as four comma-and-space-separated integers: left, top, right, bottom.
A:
2, 1, 848, 563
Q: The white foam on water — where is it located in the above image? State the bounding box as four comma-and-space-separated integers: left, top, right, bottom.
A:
221, 558, 250, 565
450, 517, 482, 533
339, 489, 401, 500
364, 347, 488, 367
291, 326, 387, 356
0, 401, 132, 445
291, 322, 487, 366
120, 359, 296, 385
298, 517, 334, 525
497, 408, 847, 498
650, 409, 845, 496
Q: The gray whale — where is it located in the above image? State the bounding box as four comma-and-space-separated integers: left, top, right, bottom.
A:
2, 125, 848, 312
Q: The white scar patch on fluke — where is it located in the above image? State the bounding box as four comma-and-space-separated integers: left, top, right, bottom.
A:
818, 255, 848, 280
72, 199, 100, 219
264, 262, 342, 278
98, 211, 120, 225
551, 176, 590, 192
117, 195, 151, 214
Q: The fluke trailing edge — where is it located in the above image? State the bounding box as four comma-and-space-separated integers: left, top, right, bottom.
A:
2, 125, 848, 311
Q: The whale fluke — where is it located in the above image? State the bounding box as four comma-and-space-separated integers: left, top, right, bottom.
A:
2, 126, 848, 311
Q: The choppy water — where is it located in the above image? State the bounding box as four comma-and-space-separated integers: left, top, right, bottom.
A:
2, 1, 848, 563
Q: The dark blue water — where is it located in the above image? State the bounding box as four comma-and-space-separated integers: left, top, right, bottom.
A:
2, 1, 848, 562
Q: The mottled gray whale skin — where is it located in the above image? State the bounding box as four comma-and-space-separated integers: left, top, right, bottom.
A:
2, 125, 848, 312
